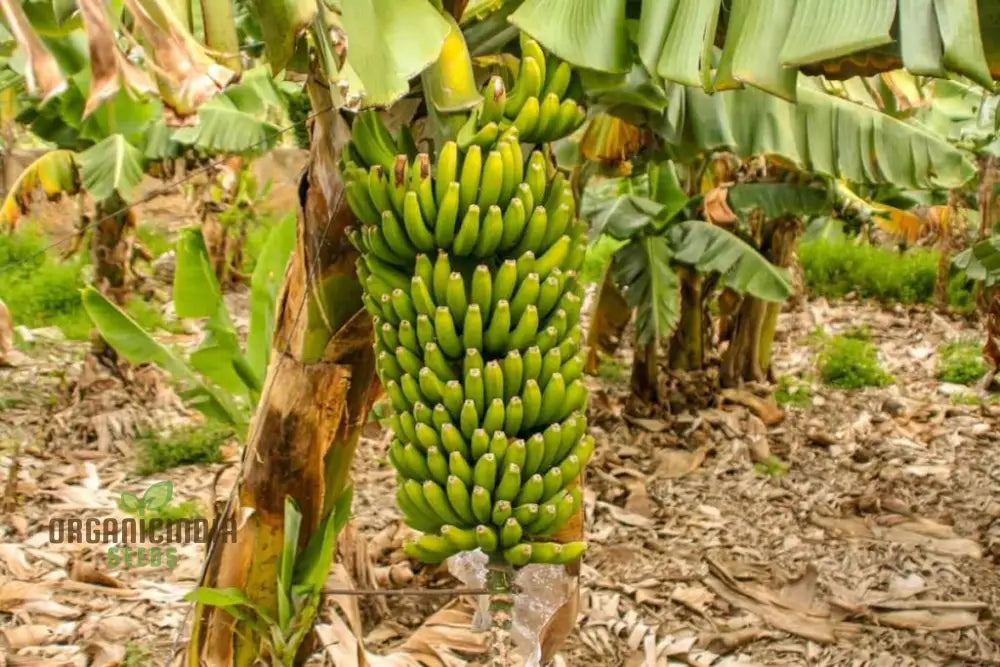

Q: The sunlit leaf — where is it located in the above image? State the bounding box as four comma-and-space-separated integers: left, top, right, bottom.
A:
342, 0, 450, 106
0, 0, 66, 102
779, 0, 895, 67
76, 134, 144, 202
669, 220, 793, 301
510, 0, 629, 73
249, 0, 314, 75
954, 235, 1000, 287
82, 286, 246, 425
79, 0, 155, 117
172, 95, 281, 154
933, 0, 993, 88
654, 0, 721, 88
714, 0, 797, 100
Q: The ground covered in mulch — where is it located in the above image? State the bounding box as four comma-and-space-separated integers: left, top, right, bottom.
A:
1, 293, 998, 666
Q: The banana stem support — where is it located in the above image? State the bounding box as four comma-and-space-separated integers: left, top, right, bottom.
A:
486, 561, 517, 666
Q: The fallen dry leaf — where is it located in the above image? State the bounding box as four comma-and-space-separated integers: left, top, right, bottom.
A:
721, 388, 785, 425
654, 445, 711, 479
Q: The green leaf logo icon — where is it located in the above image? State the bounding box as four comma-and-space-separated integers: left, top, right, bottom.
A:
119, 492, 141, 514
142, 481, 173, 511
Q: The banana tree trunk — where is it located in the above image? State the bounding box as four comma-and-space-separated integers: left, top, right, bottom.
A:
668, 268, 704, 371
630, 331, 658, 403
721, 216, 801, 386
91, 195, 137, 304
187, 77, 378, 666
584, 266, 631, 374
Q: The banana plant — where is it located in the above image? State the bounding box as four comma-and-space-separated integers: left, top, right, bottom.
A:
82, 218, 295, 427
0, 0, 292, 302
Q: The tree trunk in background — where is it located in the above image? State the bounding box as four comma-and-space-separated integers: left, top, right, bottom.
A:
630, 332, 658, 403
721, 216, 802, 386
90, 195, 137, 304
585, 267, 631, 374
187, 76, 378, 666
668, 268, 704, 371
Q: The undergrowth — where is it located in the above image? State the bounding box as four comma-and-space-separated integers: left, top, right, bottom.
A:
134, 422, 232, 475
799, 238, 974, 311
1, 222, 189, 339
775, 375, 812, 407
936, 340, 986, 385
123, 641, 154, 667
818, 334, 894, 389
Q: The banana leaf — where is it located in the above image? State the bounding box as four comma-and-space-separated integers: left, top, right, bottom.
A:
613, 235, 680, 345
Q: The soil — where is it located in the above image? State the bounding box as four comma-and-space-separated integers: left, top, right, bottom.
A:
1, 279, 999, 664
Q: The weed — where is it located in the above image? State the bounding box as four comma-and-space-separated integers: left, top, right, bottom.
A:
819, 335, 894, 389
596, 356, 627, 383
799, 238, 974, 309
937, 340, 986, 385
775, 375, 812, 407
123, 641, 154, 667
139, 499, 204, 530
136, 225, 174, 259
134, 422, 233, 475
949, 391, 1000, 406
754, 455, 790, 477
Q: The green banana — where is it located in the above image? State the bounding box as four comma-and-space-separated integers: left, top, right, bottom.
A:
426, 446, 450, 484
458, 145, 482, 212
516, 474, 544, 505
463, 366, 485, 415
474, 205, 504, 258
480, 75, 507, 125
491, 499, 513, 526
482, 398, 505, 434
471, 485, 492, 523
473, 453, 498, 491
422, 479, 466, 526
470, 265, 492, 320
460, 400, 478, 440
534, 92, 562, 140
483, 299, 511, 356
434, 181, 460, 249
495, 463, 522, 502
434, 306, 463, 358
505, 55, 542, 118
504, 396, 524, 435
441, 381, 465, 419
507, 304, 539, 351
446, 475, 476, 525
539, 372, 566, 425
542, 61, 572, 98
462, 303, 483, 350
509, 95, 540, 142
502, 351, 523, 402
470, 429, 490, 460
476, 525, 499, 552
441, 525, 478, 552
449, 450, 474, 487
452, 204, 481, 257
435, 142, 458, 203
500, 518, 523, 548
440, 423, 469, 459
499, 198, 527, 251
483, 361, 504, 403
503, 544, 532, 566
463, 348, 484, 378
510, 273, 540, 322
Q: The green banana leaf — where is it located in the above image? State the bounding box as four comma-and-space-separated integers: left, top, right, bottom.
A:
247, 215, 296, 379
509, 0, 630, 74
248, 0, 315, 76
953, 235, 1000, 287
669, 220, 793, 302
658, 81, 976, 190
725, 183, 833, 220
613, 235, 680, 345
172, 94, 281, 155
341, 0, 450, 106
75, 133, 144, 202
81, 287, 246, 426
526, 0, 996, 95
174, 228, 259, 398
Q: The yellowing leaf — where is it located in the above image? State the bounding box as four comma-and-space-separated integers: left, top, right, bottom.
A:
0, 150, 79, 230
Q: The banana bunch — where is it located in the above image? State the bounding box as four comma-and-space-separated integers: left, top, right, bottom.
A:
457, 34, 585, 149
343, 86, 590, 566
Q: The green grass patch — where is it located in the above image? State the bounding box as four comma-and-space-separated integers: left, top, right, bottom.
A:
754, 455, 790, 477
123, 641, 154, 667
133, 422, 233, 475
775, 375, 812, 407
950, 391, 1000, 406
818, 334, 894, 389
1, 223, 182, 339
799, 238, 974, 310
136, 225, 174, 259
595, 356, 627, 383
0, 224, 91, 338
936, 339, 986, 385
